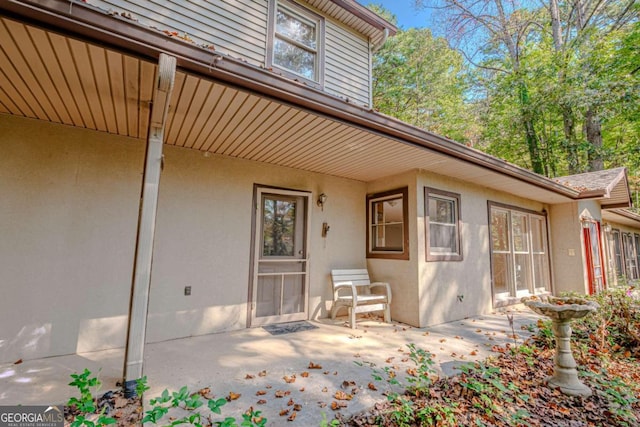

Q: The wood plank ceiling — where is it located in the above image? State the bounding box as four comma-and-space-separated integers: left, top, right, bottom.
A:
0, 16, 578, 204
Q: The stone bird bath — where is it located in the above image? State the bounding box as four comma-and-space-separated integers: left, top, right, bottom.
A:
523, 296, 599, 397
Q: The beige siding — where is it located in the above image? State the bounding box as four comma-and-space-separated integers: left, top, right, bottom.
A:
87, 0, 268, 65
84, 0, 372, 104
324, 20, 370, 105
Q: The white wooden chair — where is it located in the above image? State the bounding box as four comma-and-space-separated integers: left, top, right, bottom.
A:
330, 269, 392, 329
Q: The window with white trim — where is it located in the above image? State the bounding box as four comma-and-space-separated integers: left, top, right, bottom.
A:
425, 188, 462, 261
489, 204, 550, 305
367, 187, 409, 260
268, 0, 324, 85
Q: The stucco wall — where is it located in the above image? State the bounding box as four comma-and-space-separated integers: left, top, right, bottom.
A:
366, 171, 420, 327
365, 170, 548, 328
0, 114, 143, 363
548, 200, 604, 296
416, 171, 546, 327
146, 145, 367, 342
0, 114, 366, 363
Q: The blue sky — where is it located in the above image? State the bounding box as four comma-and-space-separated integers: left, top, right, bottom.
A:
365, 0, 434, 29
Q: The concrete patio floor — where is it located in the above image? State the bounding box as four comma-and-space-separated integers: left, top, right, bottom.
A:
0, 308, 541, 425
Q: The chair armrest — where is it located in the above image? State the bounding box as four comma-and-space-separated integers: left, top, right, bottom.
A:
369, 282, 392, 304
333, 282, 358, 306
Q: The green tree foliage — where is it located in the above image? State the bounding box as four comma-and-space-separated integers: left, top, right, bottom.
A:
369, 4, 476, 144
378, 0, 640, 184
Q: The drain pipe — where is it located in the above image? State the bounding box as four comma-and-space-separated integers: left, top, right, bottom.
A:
369, 28, 389, 110
123, 53, 176, 398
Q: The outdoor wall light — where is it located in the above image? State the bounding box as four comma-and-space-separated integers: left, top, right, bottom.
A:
317, 193, 328, 210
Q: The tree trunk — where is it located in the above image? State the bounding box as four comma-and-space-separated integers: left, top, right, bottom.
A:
585, 107, 604, 171
563, 110, 580, 174
519, 82, 544, 174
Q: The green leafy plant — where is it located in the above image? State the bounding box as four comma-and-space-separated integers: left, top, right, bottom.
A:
67, 369, 117, 427
66, 370, 266, 427
319, 413, 341, 427
136, 375, 150, 396
143, 386, 266, 427
367, 344, 439, 426
581, 368, 639, 423
415, 399, 458, 426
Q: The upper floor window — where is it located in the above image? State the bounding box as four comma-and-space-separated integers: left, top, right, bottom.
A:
268, 0, 324, 86
366, 187, 409, 260
425, 188, 462, 261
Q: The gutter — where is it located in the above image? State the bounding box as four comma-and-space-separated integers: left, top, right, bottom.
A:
0, 0, 581, 200
609, 208, 640, 223
329, 0, 397, 35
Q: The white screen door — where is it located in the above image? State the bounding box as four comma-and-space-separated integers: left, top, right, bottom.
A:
251, 188, 310, 326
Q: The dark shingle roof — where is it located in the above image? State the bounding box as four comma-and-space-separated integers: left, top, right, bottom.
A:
553, 168, 626, 193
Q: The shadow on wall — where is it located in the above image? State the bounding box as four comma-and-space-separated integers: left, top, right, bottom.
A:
0, 324, 52, 364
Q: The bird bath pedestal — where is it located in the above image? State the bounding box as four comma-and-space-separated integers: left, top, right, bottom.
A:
523, 296, 599, 397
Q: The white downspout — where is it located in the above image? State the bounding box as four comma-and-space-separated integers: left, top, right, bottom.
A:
123, 53, 176, 397
369, 28, 389, 110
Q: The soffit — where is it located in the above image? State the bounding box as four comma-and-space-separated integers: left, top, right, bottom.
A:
306, 0, 396, 45
0, 16, 577, 204
602, 209, 640, 229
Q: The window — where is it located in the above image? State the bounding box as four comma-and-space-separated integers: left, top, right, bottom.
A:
268, 0, 324, 86
612, 229, 623, 277
367, 187, 409, 260
636, 233, 640, 279
489, 203, 550, 305
425, 188, 462, 261
622, 232, 638, 280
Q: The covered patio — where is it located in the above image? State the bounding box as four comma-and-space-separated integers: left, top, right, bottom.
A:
0, 310, 539, 425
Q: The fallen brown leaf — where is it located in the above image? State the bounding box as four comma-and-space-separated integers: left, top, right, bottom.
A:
331, 401, 348, 410
275, 390, 290, 398
334, 391, 352, 401
308, 362, 322, 369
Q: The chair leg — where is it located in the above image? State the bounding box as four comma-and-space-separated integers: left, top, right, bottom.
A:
384, 304, 391, 323
349, 308, 356, 329
331, 304, 338, 320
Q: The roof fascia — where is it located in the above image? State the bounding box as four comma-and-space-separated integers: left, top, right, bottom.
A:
329, 0, 397, 35
609, 209, 640, 224
602, 202, 632, 209
1, 0, 579, 200
577, 189, 608, 199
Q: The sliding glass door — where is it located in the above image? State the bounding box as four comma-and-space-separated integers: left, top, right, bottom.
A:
490, 205, 550, 304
